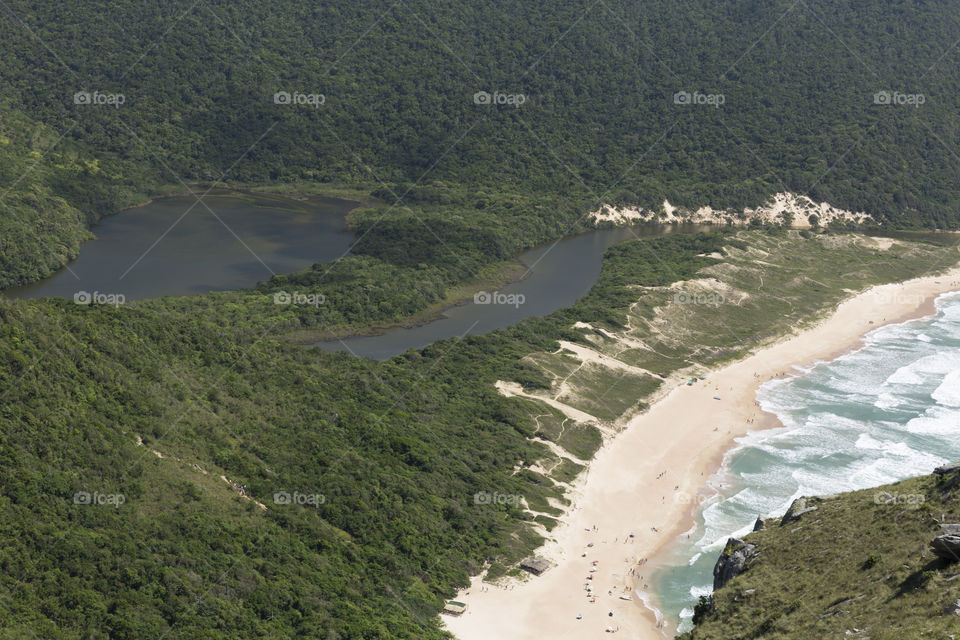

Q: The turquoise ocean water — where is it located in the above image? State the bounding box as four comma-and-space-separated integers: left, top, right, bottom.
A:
653, 292, 960, 632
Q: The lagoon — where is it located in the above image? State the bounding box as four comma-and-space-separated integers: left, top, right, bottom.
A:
317, 224, 715, 360
5, 191, 356, 301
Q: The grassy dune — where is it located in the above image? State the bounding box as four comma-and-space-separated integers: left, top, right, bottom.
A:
507, 231, 960, 438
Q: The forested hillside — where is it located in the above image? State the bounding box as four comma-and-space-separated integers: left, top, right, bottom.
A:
0, 296, 564, 639
4, 2, 960, 638
2, 0, 960, 285
3, 230, 959, 638
0, 105, 161, 287
0, 233, 735, 639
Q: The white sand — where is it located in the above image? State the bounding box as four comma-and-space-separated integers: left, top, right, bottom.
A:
444, 266, 960, 640
590, 192, 873, 228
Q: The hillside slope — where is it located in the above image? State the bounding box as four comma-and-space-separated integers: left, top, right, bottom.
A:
683, 467, 960, 639
0, 104, 159, 287
2, 230, 958, 638
3, 1, 960, 285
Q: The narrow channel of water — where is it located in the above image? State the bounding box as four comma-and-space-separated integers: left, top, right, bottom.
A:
316, 224, 715, 360
4, 191, 714, 360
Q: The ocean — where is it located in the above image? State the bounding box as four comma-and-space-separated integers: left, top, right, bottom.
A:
653, 291, 960, 632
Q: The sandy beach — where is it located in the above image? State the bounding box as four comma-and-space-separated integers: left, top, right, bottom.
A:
443, 264, 960, 640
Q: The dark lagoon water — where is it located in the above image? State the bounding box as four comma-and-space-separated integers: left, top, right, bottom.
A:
4, 193, 715, 360
316, 224, 715, 360
4, 191, 356, 301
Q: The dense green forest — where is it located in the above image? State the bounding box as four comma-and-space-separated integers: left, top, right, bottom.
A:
3, 0, 960, 284
4, 1, 960, 638
0, 104, 162, 288
3, 229, 959, 638
0, 232, 735, 638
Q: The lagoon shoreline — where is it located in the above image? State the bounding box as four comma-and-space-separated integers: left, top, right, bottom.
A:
443, 264, 960, 640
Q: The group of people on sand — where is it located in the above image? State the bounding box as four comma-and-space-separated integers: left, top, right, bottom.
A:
575, 527, 656, 633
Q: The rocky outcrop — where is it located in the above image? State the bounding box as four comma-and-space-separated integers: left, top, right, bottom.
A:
753, 516, 767, 532
945, 600, 960, 616
713, 538, 758, 590
940, 524, 960, 536
931, 534, 960, 562
934, 462, 960, 475
780, 497, 818, 526
934, 462, 960, 491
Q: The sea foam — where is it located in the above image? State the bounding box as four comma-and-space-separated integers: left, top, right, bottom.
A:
656, 292, 960, 632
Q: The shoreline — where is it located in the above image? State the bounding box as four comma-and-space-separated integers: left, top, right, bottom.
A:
639, 284, 959, 633
442, 264, 960, 640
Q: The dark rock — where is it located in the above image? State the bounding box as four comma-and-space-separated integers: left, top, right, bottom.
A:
945, 599, 960, 616
713, 538, 758, 590
753, 516, 767, 532
930, 534, 960, 562
941, 474, 960, 491
934, 462, 960, 475
781, 497, 818, 526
